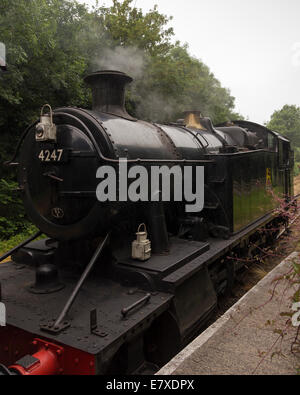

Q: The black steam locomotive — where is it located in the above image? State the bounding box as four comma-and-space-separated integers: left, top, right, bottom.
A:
0, 70, 294, 375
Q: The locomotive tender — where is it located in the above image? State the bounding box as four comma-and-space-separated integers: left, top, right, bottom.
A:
0, 70, 294, 374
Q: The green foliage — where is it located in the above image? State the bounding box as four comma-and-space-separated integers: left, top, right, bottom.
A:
94, 0, 174, 55
0, 224, 39, 255
293, 289, 300, 304
130, 44, 242, 123
267, 105, 300, 177
294, 147, 300, 176
293, 262, 300, 275
0, 178, 29, 240
267, 105, 300, 147
0, 0, 91, 138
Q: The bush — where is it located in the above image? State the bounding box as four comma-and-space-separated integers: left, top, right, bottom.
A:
295, 162, 300, 177
0, 224, 39, 255
0, 178, 30, 240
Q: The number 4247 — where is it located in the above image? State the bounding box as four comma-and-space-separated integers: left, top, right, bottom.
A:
38, 149, 63, 162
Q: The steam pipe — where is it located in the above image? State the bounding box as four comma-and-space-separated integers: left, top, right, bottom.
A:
8, 339, 64, 376
9, 348, 60, 375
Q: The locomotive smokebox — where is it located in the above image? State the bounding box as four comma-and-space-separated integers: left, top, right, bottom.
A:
84, 70, 135, 120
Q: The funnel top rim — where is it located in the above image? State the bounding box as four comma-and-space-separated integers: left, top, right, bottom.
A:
183, 110, 202, 115
84, 70, 133, 85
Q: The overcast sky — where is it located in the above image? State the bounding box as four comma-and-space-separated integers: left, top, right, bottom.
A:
78, 0, 300, 124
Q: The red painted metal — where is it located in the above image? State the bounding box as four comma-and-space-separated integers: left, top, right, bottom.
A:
9, 338, 63, 375
0, 325, 96, 375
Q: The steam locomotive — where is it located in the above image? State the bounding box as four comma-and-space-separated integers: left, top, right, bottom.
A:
0, 70, 294, 375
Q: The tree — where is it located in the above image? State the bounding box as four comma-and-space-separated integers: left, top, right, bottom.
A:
0, 0, 91, 135
93, 0, 174, 56
267, 105, 300, 175
0, 0, 92, 239
267, 105, 300, 147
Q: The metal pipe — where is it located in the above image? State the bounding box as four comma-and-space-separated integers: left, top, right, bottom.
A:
121, 293, 151, 318
0, 231, 42, 263
53, 233, 110, 329
10, 348, 60, 376
147, 202, 169, 254
4, 121, 39, 166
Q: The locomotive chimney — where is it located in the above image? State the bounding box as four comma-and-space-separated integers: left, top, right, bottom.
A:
84, 70, 135, 120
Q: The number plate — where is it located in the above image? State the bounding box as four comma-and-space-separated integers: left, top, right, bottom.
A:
38, 149, 68, 163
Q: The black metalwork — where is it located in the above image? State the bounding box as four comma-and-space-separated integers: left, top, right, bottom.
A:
121, 293, 151, 318
84, 70, 136, 121
90, 309, 108, 337
0, 364, 14, 375
29, 263, 64, 294
49, 233, 110, 332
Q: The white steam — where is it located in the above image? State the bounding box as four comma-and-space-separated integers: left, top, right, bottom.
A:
92, 46, 146, 79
